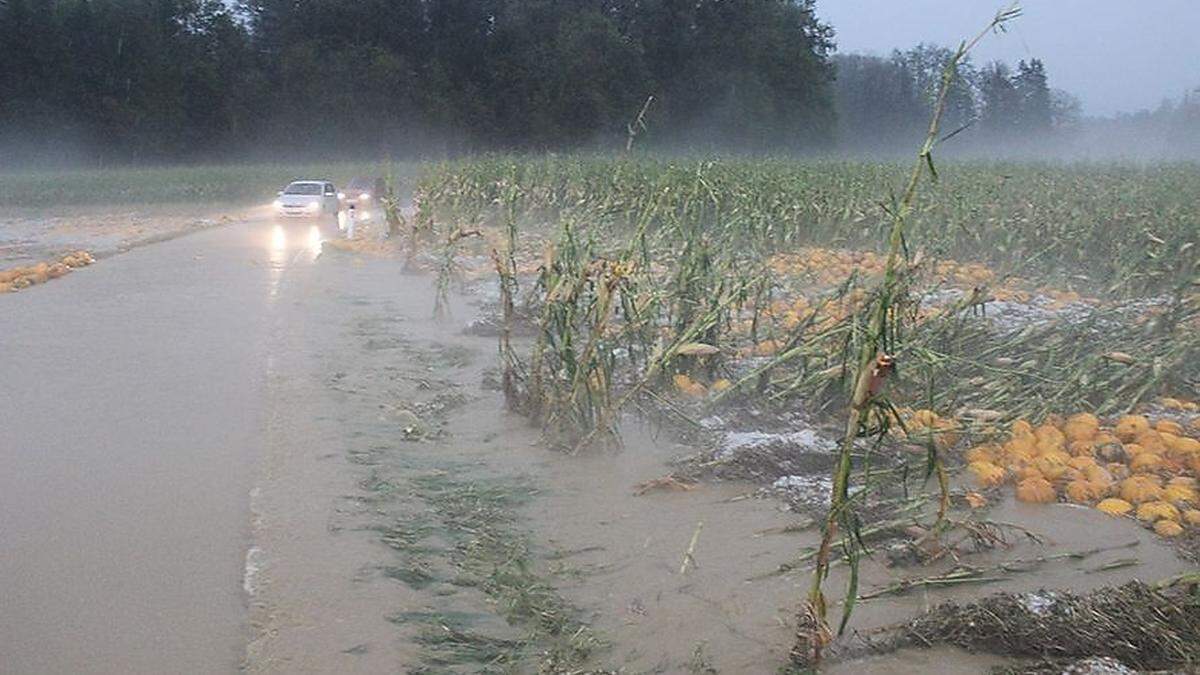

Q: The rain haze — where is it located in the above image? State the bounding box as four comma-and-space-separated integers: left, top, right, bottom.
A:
822, 0, 1200, 115
2, 2, 1200, 674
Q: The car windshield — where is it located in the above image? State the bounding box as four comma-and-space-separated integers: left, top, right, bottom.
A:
283, 182, 322, 195
347, 177, 376, 191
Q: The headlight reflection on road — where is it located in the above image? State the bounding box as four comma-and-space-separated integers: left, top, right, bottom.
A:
267, 223, 324, 299
307, 225, 323, 261
270, 224, 287, 257
268, 224, 288, 299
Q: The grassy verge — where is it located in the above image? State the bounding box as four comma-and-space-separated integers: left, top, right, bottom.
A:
0, 161, 421, 208
366, 467, 605, 673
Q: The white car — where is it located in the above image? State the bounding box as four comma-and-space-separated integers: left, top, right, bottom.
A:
274, 180, 341, 219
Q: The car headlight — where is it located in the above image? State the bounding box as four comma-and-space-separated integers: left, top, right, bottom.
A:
360, 193, 371, 201
306, 202, 320, 211
273, 200, 283, 209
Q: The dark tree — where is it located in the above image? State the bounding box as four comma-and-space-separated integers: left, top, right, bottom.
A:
1014, 58, 1052, 133
978, 61, 1021, 138
0, 0, 839, 161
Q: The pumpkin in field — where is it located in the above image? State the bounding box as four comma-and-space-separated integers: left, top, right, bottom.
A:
1067, 439, 1096, 457
1011, 419, 1034, 438
931, 419, 960, 451
1068, 455, 1097, 470
965, 444, 999, 465
1163, 483, 1197, 507
1082, 464, 1114, 492
1134, 431, 1167, 454
1168, 436, 1200, 457
1136, 500, 1180, 523
1115, 415, 1151, 443
1034, 453, 1071, 481
1155, 419, 1184, 436
1063, 413, 1099, 441
1016, 477, 1056, 503
1130, 452, 1164, 474
968, 461, 1006, 487
1060, 467, 1086, 484
1065, 480, 1103, 504
1005, 435, 1038, 462
1155, 520, 1184, 537
1160, 398, 1185, 410
1015, 463, 1043, 481
1096, 498, 1133, 516
1035, 423, 1066, 452
909, 409, 939, 428
1119, 476, 1163, 504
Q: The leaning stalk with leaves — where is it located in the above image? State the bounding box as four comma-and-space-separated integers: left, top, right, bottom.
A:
800, 4, 1023, 665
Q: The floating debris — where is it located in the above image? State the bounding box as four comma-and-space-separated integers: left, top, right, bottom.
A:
0, 250, 93, 293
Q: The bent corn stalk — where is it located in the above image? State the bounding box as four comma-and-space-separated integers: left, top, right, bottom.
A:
801, 3, 1023, 665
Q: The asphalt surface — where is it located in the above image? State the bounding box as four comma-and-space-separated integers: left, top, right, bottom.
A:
0, 219, 331, 674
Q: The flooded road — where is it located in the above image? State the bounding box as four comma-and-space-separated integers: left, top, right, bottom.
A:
1, 213, 1194, 674
0, 218, 326, 673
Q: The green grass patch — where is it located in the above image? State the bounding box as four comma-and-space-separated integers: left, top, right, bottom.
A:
392, 470, 604, 673
0, 161, 420, 208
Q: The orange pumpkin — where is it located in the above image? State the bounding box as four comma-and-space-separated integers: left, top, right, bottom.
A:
1136, 500, 1180, 523
1155, 520, 1184, 537
1096, 498, 1133, 516
1163, 484, 1197, 507
1155, 419, 1184, 436
1065, 480, 1103, 504
965, 444, 999, 465
1011, 419, 1034, 438
1115, 415, 1151, 443
1016, 477, 1056, 503
1130, 452, 1164, 474
1067, 439, 1096, 457
968, 461, 1007, 488
1134, 431, 1167, 454
1119, 476, 1163, 504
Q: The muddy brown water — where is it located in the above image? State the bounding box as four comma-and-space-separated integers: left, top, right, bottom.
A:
1, 214, 1193, 674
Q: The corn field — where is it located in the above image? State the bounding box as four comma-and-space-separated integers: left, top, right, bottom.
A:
408, 150, 1200, 659
414, 155, 1198, 424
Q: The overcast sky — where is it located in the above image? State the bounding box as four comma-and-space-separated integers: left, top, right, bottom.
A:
818, 0, 1200, 116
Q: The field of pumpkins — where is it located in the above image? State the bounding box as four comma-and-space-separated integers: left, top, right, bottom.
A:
950, 399, 1200, 538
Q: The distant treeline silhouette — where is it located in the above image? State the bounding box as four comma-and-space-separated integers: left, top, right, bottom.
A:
0, 0, 836, 161
1, 1, 1196, 164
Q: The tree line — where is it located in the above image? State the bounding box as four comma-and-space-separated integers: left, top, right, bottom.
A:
832, 45, 1079, 155
1, 1, 1196, 164
0, 0, 835, 162
833, 45, 1200, 159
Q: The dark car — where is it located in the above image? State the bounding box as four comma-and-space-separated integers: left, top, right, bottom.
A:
340, 176, 386, 208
